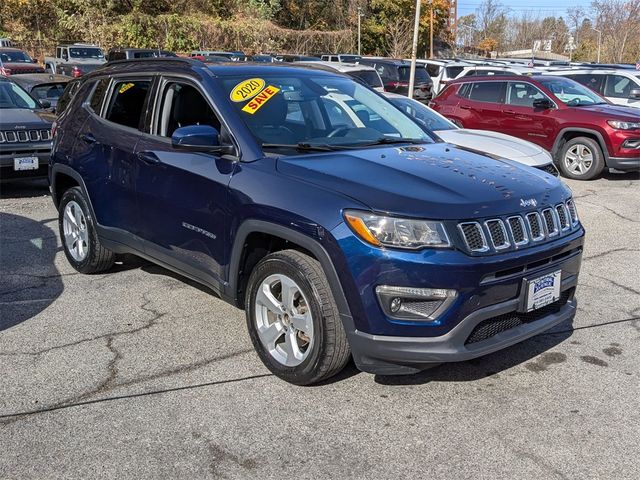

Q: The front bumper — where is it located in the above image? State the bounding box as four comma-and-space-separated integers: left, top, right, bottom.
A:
0, 147, 50, 182
350, 278, 577, 375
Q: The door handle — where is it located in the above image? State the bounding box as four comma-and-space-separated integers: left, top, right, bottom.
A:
503, 109, 516, 115
137, 151, 161, 165
459, 104, 472, 110
80, 133, 96, 144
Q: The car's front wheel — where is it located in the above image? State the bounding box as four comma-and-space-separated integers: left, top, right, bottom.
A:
58, 187, 115, 273
245, 250, 351, 385
558, 137, 605, 180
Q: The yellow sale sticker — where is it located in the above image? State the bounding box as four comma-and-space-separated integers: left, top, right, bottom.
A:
241, 85, 280, 114
230, 78, 266, 102
119, 82, 135, 94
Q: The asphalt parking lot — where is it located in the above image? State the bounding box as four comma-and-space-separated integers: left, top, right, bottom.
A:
1, 172, 639, 479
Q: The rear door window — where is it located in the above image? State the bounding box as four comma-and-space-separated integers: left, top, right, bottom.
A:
104, 79, 151, 129
468, 82, 505, 103
603, 75, 633, 98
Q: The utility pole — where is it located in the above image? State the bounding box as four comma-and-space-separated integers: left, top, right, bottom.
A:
430, 1, 434, 58
591, 27, 602, 63
408, 0, 422, 100
357, 7, 362, 56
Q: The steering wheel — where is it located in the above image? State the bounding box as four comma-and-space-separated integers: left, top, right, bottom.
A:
327, 126, 351, 138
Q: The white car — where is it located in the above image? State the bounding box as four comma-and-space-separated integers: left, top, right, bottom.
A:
454, 65, 540, 80
385, 93, 558, 174
294, 61, 384, 92
543, 69, 640, 108
417, 59, 472, 95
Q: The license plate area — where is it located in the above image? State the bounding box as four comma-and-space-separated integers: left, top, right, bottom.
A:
14, 156, 39, 171
519, 270, 561, 313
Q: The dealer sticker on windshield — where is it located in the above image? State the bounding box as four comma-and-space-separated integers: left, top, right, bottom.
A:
522, 270, 561, 312
230, 78, 266, 102
241, 85, 280, 114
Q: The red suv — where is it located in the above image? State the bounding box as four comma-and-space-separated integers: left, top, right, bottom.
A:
430, 75, 640, 180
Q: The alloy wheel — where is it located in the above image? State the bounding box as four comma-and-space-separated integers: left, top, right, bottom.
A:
254, 273, 314, 367
564, 144, 594, 176
62, 200, 89, 262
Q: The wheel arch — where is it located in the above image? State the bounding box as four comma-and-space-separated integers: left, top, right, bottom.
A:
552, 128, 610, 164
50, 164, 95, 217
227, 220, 353, 327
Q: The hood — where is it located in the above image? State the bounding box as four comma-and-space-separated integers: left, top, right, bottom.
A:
435, 128, 551, 165
4, 63, 45, 74
276, 143, 568, 220
571, 104, 640, 120
0, 108, 55, 129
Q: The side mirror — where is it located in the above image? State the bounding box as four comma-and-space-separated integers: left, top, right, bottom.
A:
629, 88, 640, 99
39, 99, 51, 109
533, 98, 554, 109
171, 125, 234, 154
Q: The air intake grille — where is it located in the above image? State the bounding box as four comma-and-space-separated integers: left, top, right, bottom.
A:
457, 200, 579, 255
536, 164, 559, 177
0, 129, 51, 143
458, 222, 488, 252
465, 289, 572, 345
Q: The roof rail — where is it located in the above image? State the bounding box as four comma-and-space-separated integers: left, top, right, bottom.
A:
103, 57, 205, 67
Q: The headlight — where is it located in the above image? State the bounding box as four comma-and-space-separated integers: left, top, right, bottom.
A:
344, 210, 450, 249
607, 120, 640, 130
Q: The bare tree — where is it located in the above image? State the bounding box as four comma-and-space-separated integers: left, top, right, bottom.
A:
592, 0, 640, 63
384, 18, 413, 58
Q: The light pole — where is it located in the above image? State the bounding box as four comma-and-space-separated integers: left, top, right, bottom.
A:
408, 0, 422, 100
357, 7, 362, 56
591, 27, 602, 63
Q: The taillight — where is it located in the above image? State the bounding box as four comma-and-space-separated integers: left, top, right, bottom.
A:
71, 66, 82, 78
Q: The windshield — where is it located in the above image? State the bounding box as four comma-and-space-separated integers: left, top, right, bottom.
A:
0, 81, 38, 109
220, 74, 432, 149
349, 70, 383, 89
339, 55, 361, 62
538, 77, 607, 106
69, 47, 104, 59
389, 97, 456, 131
399, 66, 430, 83
0, 50, 33, 63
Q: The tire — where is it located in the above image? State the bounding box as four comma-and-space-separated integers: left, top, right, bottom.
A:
58, 187, 115, 274
245, 249, 351, 385
557, 137, 605, 180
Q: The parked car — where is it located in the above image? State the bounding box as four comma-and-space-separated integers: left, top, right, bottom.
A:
249, 54, 276, 62
276, 54, 320, 62
321, 54, 361, 62
190, 50, 246, 61
0, 76, 54, 181
455, 65, 539, 80
294, 61, 384, 92
419, 59, 471, 95
431, 75, 640, 180
51, 58, 584, 384
106, 48, 177, 61
10, 73, 71, 112
0, 38, 13, 48
0, 48, 45, 75
44, 44, 106, 77
358, 58, 433, 101
543, 69, 640, 109
385, 92, 558, 175
195, 55, 234, 64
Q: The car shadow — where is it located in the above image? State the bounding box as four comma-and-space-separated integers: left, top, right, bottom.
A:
0, 212, 63, 331
0, 179, 50, 199
373, 325, 573, 386
602, 170, 640, 181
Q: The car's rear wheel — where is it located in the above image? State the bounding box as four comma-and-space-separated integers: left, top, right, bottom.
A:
558, 137, 605, 180
245, 250, 351, 385
59, 187, 115, 273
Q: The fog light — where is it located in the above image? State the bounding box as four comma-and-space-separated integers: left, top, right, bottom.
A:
390, 297, 402, 313
376, 285, 457, 322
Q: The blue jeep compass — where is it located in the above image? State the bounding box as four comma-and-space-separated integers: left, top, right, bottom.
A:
50, 58, 584, 384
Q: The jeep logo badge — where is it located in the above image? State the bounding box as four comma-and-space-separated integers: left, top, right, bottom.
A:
520, 198, 537, 208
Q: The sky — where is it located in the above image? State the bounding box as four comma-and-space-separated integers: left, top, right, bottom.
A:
456, 0, 595, 20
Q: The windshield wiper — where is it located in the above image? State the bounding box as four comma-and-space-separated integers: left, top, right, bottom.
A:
350, 137, 427, 147
261, 143, 338, 152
